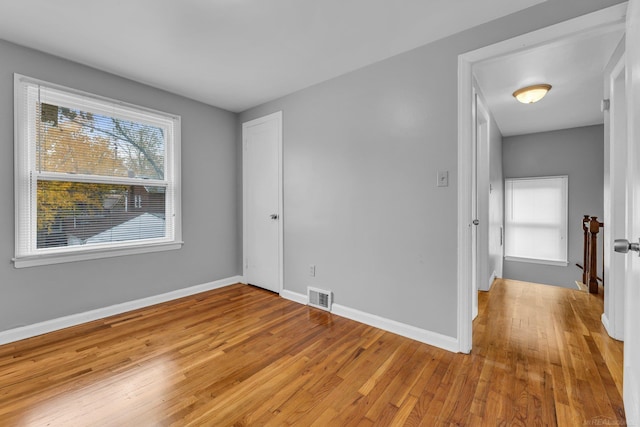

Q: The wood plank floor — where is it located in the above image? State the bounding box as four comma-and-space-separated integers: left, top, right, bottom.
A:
0, 279, 625, 426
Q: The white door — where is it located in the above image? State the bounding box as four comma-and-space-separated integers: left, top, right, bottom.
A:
476, 95, 491, 293
242, 112, 282, 293
621, 1, 640, 422
603, 41, 626, 341
471, 93, 479, 320
471, 93, 490, 320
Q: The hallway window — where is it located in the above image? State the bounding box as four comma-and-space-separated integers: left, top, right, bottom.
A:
504, 176, 568, 266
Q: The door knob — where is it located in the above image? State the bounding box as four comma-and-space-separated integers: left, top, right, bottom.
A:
270, 214, 279, 220
614, 238, 640, 256
472, 219, 479, 226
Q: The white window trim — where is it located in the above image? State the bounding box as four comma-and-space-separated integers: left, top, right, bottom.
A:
13, 74, 183, 268
504, 175, 569, 266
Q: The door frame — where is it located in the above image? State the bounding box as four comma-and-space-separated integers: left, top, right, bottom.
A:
242, 111, 284, 294
456, 4, 627, 353
623, 0, 640, 421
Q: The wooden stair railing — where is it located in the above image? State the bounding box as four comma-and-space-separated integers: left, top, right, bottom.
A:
580, 215, 604, 294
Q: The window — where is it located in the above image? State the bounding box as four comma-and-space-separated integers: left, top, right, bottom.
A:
504, 176, 568, 266
14, 75, 182, 268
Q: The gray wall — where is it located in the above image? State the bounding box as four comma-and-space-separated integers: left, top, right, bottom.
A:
239, 0, 621, 337
502, 125, 604, 288
0, 40, 239, 332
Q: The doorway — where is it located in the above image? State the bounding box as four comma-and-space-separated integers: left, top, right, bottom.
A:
456, 4, 627, 353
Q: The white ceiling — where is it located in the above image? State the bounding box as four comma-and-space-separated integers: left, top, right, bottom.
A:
474, 26, 624, 137
0, 0, 546, 112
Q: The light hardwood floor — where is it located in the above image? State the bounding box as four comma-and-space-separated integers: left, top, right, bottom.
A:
0, 279, 625, 426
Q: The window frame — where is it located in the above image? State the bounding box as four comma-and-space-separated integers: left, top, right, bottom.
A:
13, 74, 183, 268
504, 175, 569, 266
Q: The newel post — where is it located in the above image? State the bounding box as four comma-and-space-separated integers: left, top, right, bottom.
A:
587, 216, 603, 294
582, 215, 590, 286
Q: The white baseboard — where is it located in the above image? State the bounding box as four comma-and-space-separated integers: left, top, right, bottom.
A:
601, 313, 612, 336
487, 271, 497, 291
281, 289, 459, 353
280, 289, 307, 305
0, 275, 243, 346
601, 313, 624, 341
332, 303, 459, 353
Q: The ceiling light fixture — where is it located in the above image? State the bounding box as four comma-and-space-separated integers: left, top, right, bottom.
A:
512, 84, 552, 104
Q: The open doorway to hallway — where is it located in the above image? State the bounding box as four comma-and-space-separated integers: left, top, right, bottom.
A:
472, 24, 623, 292
456, 1, 628, 356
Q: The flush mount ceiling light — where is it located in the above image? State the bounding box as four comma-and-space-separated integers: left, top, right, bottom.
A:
512, 84, 552, 104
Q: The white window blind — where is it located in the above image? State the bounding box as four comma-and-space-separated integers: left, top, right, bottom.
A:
14, 74, 182, 267
504, 176, 568, 265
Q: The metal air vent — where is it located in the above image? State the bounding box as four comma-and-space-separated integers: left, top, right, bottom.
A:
307, 287, 332, 311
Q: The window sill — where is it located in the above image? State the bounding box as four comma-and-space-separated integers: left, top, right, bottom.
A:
12, 241, 184, 268
504, 256, 569, 267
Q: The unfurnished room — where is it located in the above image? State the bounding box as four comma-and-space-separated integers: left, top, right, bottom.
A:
0, 1, 639, 425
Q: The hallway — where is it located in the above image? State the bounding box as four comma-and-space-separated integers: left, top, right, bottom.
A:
473, 278, 625, 425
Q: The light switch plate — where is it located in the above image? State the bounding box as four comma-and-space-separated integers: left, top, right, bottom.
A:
437, 171, 449, 187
